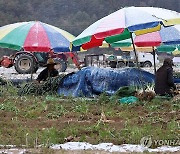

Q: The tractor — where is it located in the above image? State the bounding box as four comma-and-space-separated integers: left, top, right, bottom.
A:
0, 50, 82, 74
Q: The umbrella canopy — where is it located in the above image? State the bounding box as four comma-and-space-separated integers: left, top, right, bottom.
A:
105, 25, 180, 51
92, 40, 154, 52
135, 25, 180, 47
73, 6, 180, 49
112, 42, 179, 53
0, 21, 79, 52
105, 25, 180, 54
157, 45, 179, 53
172, 50, 180, 55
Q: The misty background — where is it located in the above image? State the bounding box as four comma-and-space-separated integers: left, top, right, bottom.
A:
0, 0, 179, 57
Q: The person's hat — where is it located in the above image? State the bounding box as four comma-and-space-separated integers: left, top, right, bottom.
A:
44, 58, 57, 67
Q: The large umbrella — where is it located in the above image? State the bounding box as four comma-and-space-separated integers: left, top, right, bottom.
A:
73, 6, 180, 49
0, 21, 80, 52
72, 6, 180, 81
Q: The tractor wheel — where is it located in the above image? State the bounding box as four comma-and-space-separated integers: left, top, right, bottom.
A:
116, 61, 126, 68
143, 61, 152, 67
14, 54, 38, 74
53, 58, 67, 72
109, 61, 117, 68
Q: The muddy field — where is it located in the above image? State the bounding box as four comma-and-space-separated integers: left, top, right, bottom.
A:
0, 65, 179, 153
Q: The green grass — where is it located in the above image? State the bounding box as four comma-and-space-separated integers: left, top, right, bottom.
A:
0, 85, 179, 149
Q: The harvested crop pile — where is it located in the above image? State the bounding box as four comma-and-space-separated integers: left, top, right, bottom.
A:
18, 74, 66, 96
0, 77, 7, 85
173, 93, 180, 102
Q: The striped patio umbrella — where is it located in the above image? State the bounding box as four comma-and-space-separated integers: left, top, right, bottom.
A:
73, 6, 180, 50
0, 21, 80, 52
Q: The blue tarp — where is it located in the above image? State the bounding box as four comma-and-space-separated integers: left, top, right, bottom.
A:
58, 67, 156, 97
175, 78, 180, 83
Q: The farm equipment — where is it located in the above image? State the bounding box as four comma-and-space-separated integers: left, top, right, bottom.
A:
84, 54, 106, 67
0, 50, 82, 74
83, 54, 135, 68
105, 52, 159, 68
106, 54, 135, 68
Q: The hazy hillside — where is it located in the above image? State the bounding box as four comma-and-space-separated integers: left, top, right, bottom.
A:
0, 0, 179, 56
0, 0, 179, 36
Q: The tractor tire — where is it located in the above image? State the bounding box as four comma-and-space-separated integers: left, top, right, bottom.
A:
143, 61, 152, 67
14, 54, 38, 74
53, 58, 67, 72
116, 61, 126, 68
109, 61, 117, 68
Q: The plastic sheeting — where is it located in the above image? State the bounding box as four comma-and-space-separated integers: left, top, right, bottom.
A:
58, 67, 156, 97
175, 78, 180, 83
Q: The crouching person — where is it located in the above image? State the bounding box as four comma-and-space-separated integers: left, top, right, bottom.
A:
155, 58, 176, 97
36, 58, 59, 83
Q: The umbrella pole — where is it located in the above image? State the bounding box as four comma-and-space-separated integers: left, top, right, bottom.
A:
152, 47, 157, 74
30, 58, 34, 82
130, 33, 145, 94
130, 33, 140, 69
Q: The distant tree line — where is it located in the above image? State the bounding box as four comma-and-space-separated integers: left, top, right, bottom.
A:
0, 0, 179, 36
0, 0, 179, 56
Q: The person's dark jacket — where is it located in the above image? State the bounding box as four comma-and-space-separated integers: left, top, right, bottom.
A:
155, 58, 176, 96
37, 68, 58, 82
